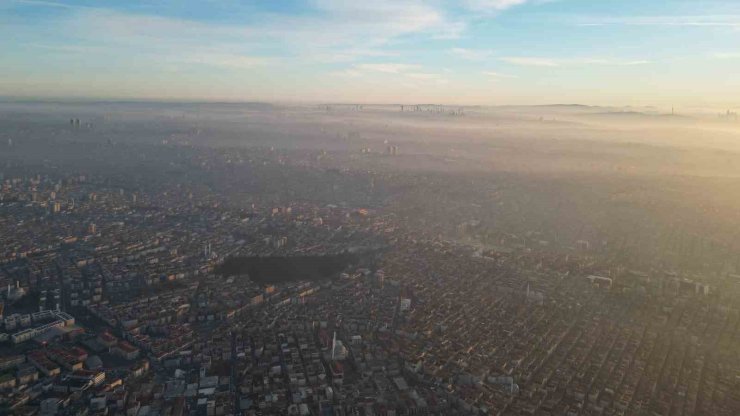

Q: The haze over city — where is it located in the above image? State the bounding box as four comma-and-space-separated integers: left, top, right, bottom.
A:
2, 1, 740, 416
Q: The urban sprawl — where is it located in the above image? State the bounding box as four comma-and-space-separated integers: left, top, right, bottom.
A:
1, 109, 740, 416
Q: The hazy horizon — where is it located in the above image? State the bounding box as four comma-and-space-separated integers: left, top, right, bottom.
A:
0, 96, 737, 117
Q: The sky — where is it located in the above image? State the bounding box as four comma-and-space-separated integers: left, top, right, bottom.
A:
2, 0, 740, 107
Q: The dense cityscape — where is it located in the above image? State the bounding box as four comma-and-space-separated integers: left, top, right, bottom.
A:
5, 0, 740, 413
0, 102, 739, 416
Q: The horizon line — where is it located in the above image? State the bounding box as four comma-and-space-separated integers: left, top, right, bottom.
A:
0, 96, 696, 110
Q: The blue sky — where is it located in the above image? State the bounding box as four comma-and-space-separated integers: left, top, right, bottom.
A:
2, 0, 740, 106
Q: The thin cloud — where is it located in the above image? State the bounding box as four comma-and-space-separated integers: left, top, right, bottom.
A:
450, 48, 493, 61
179, 54, 273, 70
405, 72, 444, 80
576, 15, 740, 28
484, 71, 517, 78
307, 0, 465, 43
501, 57, 559, 67
431, 20, 467, 39
501, 56, 651, 67
620, 60, 651, 66
339, 63, 447, 85
355, 63, 421, 74
329, 69, 364, 78
9, 0, 468, 68
465, 0, 529, 12
314, 49, 400, 63
712, 52, 740, 59
27, 43, 102, 54
11, 0, 82, 9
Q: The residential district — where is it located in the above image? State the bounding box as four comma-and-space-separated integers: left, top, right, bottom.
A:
1, 132, 739, 416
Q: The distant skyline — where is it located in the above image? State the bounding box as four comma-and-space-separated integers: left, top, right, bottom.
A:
2, 0, 740, 107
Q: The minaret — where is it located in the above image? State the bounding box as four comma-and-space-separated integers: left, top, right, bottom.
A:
332, 331, 337, 360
